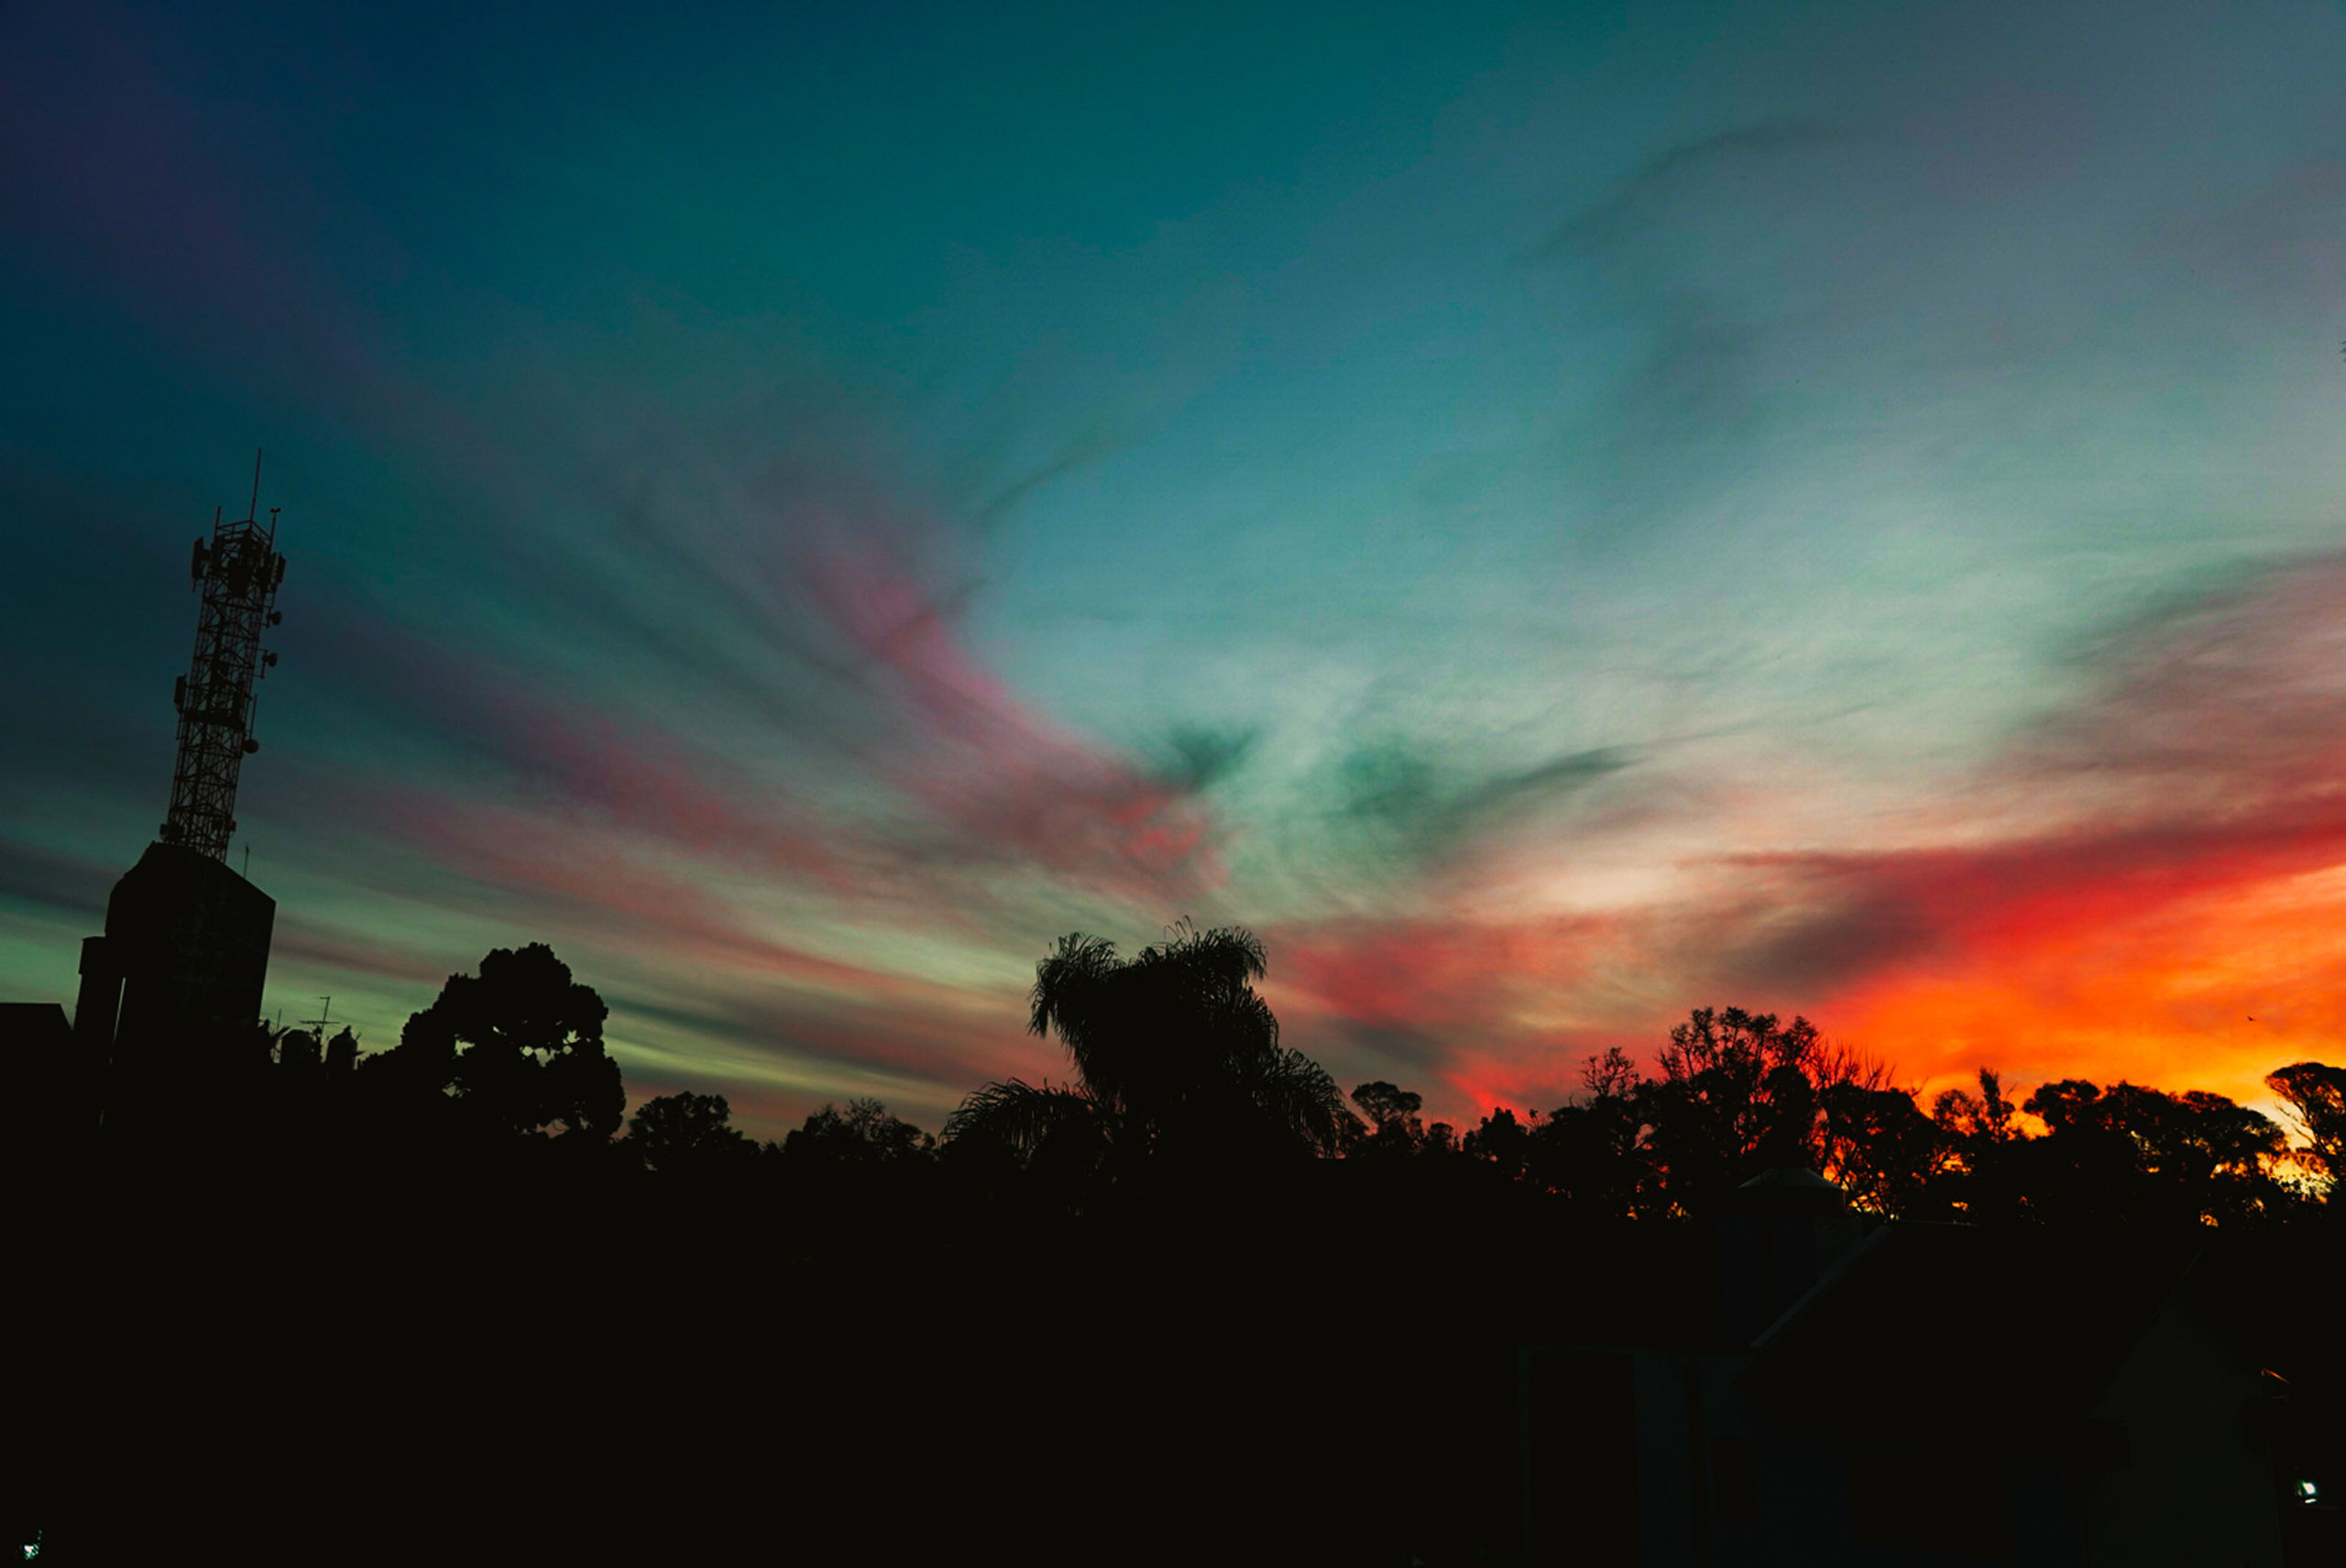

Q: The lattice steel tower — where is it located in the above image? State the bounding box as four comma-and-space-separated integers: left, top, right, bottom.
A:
160, 452, 286, 859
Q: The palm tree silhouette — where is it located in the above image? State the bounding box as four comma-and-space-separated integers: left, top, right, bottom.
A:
946, 921, 1352, 1182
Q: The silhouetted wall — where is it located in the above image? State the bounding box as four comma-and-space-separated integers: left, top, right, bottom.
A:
101, 841, 273, 1055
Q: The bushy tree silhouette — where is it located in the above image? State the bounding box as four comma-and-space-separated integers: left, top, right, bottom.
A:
781, 1098, 936, 1166
1351, 1080, 1426, 1156
1932, 1068, 2019, 1147
2008, 1078, 2292, 1226
629, 1090, 751, 1175
1464, 1105, 1536, 1179
1928, 1069, 2026, 1218
368, 943, 622, 1139
1639, 1006, 1839, 1212
1526, 1047, 1657, 1213
1818, 1080, 1943, 1217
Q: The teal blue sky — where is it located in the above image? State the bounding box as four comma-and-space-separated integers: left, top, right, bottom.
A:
5, 0, 2344, 1135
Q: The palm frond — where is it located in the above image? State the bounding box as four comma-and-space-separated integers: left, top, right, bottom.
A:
1240, 1047, 1354, 1157
943, 1078, 1106, 1166
1030, 932, 1121, 1041
1141, 919, 1267, 985
1012, 919, 1353, 1162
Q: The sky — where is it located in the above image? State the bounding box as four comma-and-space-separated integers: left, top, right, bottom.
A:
3, 0, 2343, 1140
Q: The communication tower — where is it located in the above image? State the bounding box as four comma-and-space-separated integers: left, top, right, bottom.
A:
160, 451, 286, 858
73, 456, 288, 1087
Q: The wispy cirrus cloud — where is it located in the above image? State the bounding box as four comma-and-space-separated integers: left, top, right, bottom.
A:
1235, 555, 2346, 1123
1540, 119, 1853, 258
287, 599, 851, 884
9, 0, 2345, 1145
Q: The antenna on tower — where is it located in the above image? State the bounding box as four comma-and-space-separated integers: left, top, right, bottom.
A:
159, 455, 288, 863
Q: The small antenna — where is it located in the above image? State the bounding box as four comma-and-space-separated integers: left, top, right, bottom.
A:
299, 994, 333, 1034
242, 843, 251, 878
247, 448, 263, 523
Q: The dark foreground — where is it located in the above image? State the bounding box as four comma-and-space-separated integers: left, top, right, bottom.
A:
22, 1143, 2343, 1565
27, 1151, 1558, 1563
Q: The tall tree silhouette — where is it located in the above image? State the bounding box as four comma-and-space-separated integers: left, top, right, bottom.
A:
1930, 1069, 2025, 1219
1932, 1069, 2019, 1146
2267, 1061, 2346, 1198
1351, 1080, 1427, 1156
945, 922, 1351, 1180
1818, 1080, 1943, 1217
1526, 1047, 1657, 1214
1638, 1006, 1838, 1212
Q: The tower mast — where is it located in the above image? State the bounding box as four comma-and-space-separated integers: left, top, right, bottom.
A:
160, 450, 286, 859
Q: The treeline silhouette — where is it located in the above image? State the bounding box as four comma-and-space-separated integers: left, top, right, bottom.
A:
19, 926, 2343, 1564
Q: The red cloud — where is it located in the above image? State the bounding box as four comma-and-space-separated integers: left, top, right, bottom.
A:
1263, 911, 1630, 1119
796, 534, 1218, 896
1708, 557, 2346, 1109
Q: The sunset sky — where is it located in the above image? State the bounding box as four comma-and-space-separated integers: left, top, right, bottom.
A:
4, 0, 2343, 1138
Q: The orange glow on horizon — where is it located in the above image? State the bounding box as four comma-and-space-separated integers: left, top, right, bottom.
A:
1823, 862, 2346, 1119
